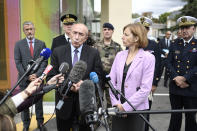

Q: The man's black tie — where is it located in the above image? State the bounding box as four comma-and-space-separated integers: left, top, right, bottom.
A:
185, 42, 188, 46
167, 40, 169, 48
67, 38, 70, 43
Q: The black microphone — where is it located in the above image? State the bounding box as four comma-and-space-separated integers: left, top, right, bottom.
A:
58, 62, 69, 93
35, 62, 69, 96
79, 80, 97, 114
59, 62, 69, 75
105, 75, 119, 100
58, 60, 87, 95
79, 80, 98, 126
30, 48, 52, 74
56, 60, 87, 110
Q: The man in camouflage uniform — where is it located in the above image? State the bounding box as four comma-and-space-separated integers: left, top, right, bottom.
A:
94, 22, 122, 128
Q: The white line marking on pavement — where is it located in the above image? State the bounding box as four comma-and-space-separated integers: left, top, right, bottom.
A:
154, 93, 169, 96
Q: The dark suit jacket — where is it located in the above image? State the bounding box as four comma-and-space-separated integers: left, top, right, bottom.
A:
51, 34, 69, 52
144, 39, 161, 86
159, 38, 171, 56
14, 38, 47, 89
167, 37, 197, 97
47, 43, 103, 120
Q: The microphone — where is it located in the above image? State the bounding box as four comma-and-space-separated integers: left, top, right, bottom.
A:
58, 62, 69, 93
79, 80, 98, 125
79, 80, 97, 115
58, 60, 87, 95
34, 63, 69, 96
30, 48, 52, 74
39, 65, 53, 80
105, 75, 119, 100
30, 65, 53, 96
59, 62, 69, 75
56, 60, 87, 110
90, 72, 103, 100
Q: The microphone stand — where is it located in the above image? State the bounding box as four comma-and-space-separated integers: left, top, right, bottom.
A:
0, 62, 37, 105
56, 80, 73, 110
118, 108, 197, 115
108, 83, 156, 131
95, 83, 110, 131
85, 112, 99, 131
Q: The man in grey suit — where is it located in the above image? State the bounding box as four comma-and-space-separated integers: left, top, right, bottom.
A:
14, 21, 47, 131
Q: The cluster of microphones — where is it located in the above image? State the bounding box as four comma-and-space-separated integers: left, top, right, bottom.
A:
20, 48, 119, 129
3, 48, 168, 131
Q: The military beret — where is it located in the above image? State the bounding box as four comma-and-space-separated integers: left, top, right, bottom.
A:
177, 16, 197, 27
134, 16, 153, 27
103, 23, 114, 30
60, 14, 77, 24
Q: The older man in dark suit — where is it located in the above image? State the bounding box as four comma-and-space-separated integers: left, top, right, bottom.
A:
47, 23, 103, 131
14, 21, 47, 131
51, 14, 77, 52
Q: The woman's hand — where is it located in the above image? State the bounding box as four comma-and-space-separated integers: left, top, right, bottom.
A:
115, 104, 125, 111
47, 74, 64, 85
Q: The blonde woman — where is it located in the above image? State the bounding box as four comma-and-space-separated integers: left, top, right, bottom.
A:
109, 24, 155, 131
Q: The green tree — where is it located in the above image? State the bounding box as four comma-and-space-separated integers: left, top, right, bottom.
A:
181, 0, 197, 17
152, 18, 160, 23
158, 12, 171, 23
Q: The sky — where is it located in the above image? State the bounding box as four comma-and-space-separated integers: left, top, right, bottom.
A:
94, 0, 187, 18
132, 0, 187, 18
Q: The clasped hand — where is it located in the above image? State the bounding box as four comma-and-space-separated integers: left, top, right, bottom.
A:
173, 76, 189, 88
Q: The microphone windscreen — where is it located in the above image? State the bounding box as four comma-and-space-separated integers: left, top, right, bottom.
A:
40, 48, 52, 60
59, 62, 69, 74
90, 72, 99, 83
69, 60, 87, 83
79, 80, 97, 114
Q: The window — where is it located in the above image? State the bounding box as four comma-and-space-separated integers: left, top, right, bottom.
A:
0, 0, 7, 81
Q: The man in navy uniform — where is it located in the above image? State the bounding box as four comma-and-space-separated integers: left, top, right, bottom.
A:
135, 16, 161, 131
167, 16, 197, 131
51, 14, 77, 52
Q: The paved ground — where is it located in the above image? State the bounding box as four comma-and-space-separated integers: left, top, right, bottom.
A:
14, 78, 188, 131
